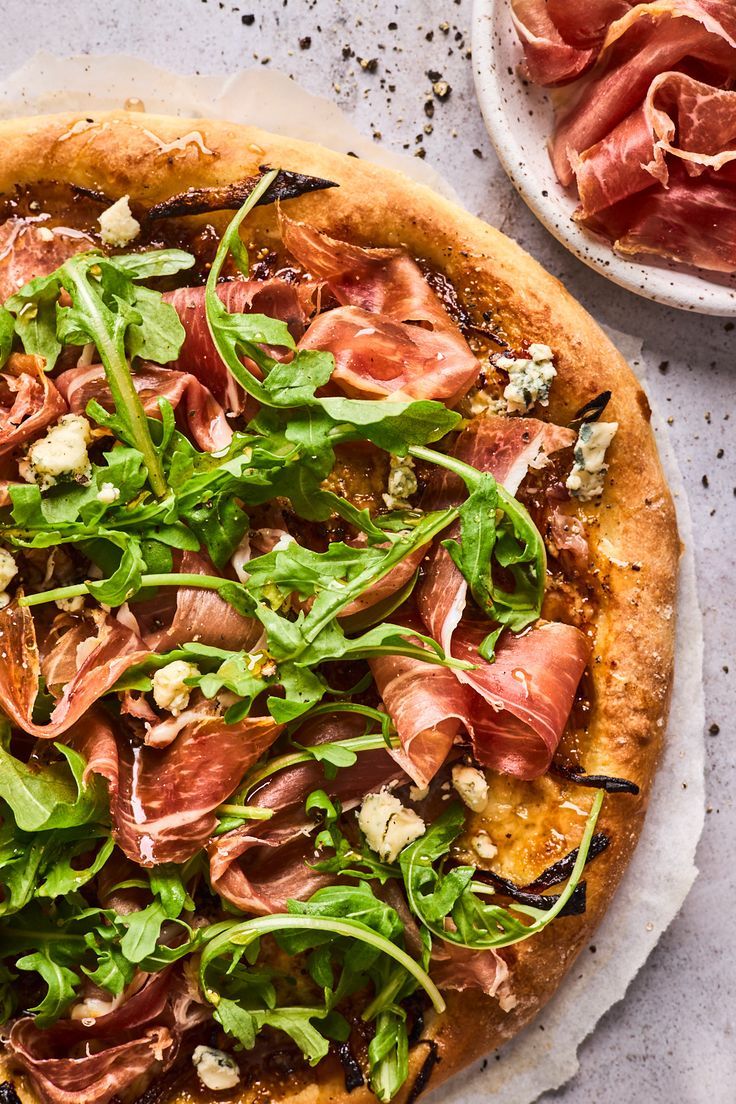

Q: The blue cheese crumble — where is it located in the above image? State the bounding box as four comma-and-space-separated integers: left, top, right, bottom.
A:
192, 1046, 241, 1091
98, 195, 140, 247
497, 343, 557, 413
382, 454, 417, 509
566, 421, 619, 502
19, 414, 92, 491
152, 659, 200, 716
359, 789, 425, 862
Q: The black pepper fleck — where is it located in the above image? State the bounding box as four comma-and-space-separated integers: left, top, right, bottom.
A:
299, 35, 311, 49
241, 12, 254, 24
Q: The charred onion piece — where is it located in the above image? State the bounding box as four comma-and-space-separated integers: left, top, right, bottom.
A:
553, 760, 640, 795
0, 1084, 22, 1104
527, 832, 610, 891
337, 1041, 365, 1093
406, 1040, 440, 1104
474, 871, 588, 917
570, 390, 612, 426
472, 831, 609, 915
147, 166, 338, 220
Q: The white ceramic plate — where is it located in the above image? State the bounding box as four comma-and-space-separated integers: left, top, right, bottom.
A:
471, 0, 736, 316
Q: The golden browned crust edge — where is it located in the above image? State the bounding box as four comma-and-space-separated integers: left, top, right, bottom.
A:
0, 112, 679, 1104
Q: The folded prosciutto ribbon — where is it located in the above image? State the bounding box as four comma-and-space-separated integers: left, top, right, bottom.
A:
512, 0, 736, 272
371, 416, 589, 789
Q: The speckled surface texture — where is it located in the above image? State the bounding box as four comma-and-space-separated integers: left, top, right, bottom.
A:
2, 1, 732, 1101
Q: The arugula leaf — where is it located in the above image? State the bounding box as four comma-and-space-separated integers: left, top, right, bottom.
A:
6, 252, 185, 497
120, 863, 195, 964
113, 248, 195, 280
6, 271, 63, 367
200, 912, 444, 1015
410, 445, 547, 648
16, 950, 79, 1025
216, 997, 336, 1066
0, 727, 106, 832
368, 1009, 409, 1103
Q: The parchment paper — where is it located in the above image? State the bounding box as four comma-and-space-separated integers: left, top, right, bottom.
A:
0, 55, 706, 1104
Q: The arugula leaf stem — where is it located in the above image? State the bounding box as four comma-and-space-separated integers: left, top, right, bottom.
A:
19, 573, 230, 609
215, 804, 274, 820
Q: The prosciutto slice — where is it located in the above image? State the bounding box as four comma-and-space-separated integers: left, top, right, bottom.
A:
368, 647, 468, 788
430, 942, 511, 998
0, 353, 67, 456
209, 713, 407, 913
6, 972, 176, 1104
511, 0, 607, 86
163, 278, 306, 412
397, 416, 588, 781
282, 217, 480, 403
0, 603, 149, 739
56, 360, 232, 453
71, 707, 283, 865
139, 549, 261, 653
0, 220, 93, 304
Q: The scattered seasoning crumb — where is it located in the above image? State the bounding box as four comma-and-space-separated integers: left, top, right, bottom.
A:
299, 35, 311, 49
388, 21, 397, 30
472, 147, 483, 158
433, 79, 451, 99
702, 475, 709, 487
415, 148, 427, 159
424, 122, 434, 134
425, 30, 434, 41
427, 69, 442, 82
439, 20, 450, 32
658, 360, 669, 373
359, 56, 378, 72
241, 12, 254, 24
709, 723, 720, 736
342, 45, 354, 59
424, 99, 435, 118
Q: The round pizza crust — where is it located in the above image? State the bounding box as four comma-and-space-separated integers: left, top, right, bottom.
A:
0, 112, 679, 1104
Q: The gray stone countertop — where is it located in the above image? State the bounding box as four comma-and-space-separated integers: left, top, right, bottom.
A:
2, 1, 732, 1100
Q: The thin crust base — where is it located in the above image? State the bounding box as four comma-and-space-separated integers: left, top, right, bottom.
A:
0, 111, 679, 1104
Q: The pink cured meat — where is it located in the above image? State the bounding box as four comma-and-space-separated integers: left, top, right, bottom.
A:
282, 216, 480, 403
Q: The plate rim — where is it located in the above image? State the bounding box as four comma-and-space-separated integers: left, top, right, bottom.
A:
471, 0, 736, 317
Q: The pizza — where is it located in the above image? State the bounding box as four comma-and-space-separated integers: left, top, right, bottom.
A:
0, 112, 678, 1104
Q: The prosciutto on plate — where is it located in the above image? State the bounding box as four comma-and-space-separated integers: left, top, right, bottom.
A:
512, 0, 736, 272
